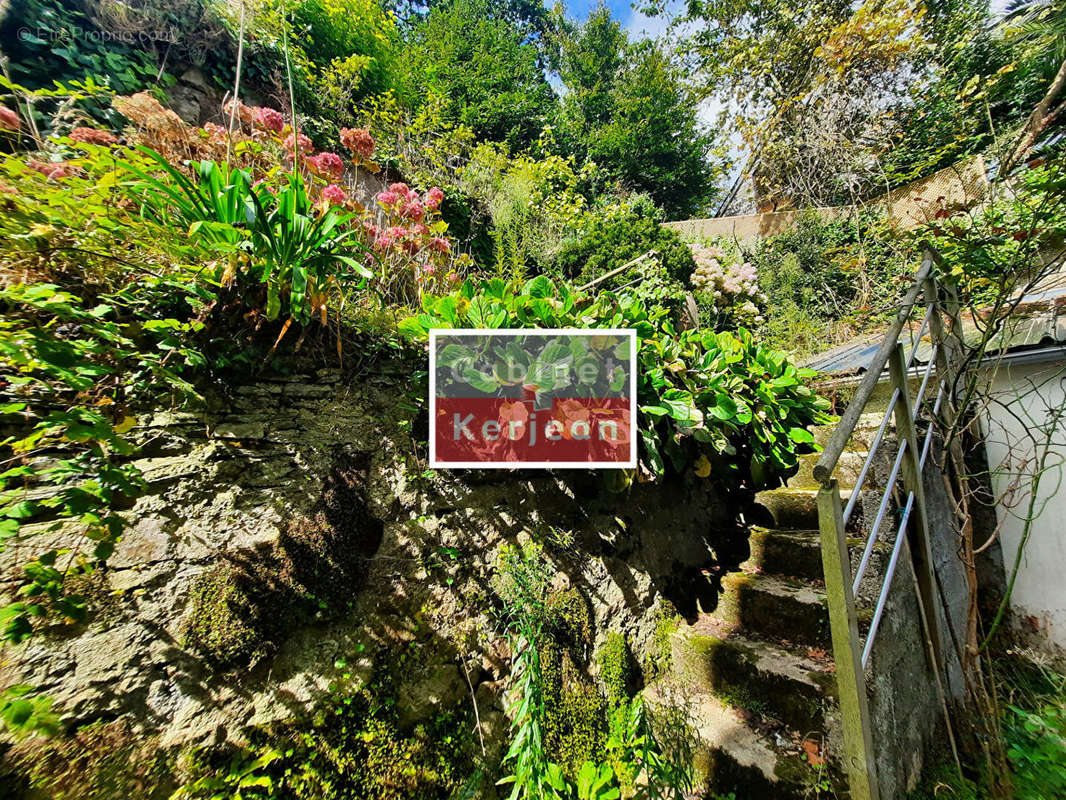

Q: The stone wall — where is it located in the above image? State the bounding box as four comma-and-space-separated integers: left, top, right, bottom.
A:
0, 361, 730, 792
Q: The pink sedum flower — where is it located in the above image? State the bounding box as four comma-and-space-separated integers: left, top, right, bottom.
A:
374, 233, 395, 251
69, 127, 117, 145
428, 237, 451, 254
28, 160, 70, 180
311, 151, 344, 180
376, 190, 398, 206
401, 199, 425, 221
422, 264, 436, 275
322, 183, 347, 205
339, 127, 375, 160
0, 105, 21, 131
412, 223, 429, 237
253, 106, 284, 133
388, 182, 410, 198
284, 132, 314, 155
425, 187, 444, 209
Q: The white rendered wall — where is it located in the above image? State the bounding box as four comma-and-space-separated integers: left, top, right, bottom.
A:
981, 359, 1066, 660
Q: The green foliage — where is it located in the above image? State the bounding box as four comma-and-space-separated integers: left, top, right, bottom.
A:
401, 276, 831, 486
0, 718, 173, 798
1005, 701, 1066, 798
0, 0, 170, 126
173, 672, 472, 800
747, 210, 908, 357
0, 684, 59, 739
171, 748, 282, 800
126, 149, 373, 324
550, 196, 692, 312
556, 9, 721, 218
919, 159, 1066, 289
0, 283, 202, 646
495, 548, 692, 800
401, 0, 556, 149
461, 139, 595, 276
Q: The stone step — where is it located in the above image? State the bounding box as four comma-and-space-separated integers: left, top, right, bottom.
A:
754, 485, 880, 532
714, 572, 830, 649
744, 527, 824, 581
790, 448, 871, 490
670, 617, 836, 732
812, 411, 889, 449
644, 681, 837, 800
753, 487, 837, 530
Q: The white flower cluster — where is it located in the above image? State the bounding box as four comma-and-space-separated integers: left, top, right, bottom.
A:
689, 246, 767, 326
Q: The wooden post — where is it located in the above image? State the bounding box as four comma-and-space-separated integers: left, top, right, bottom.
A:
888, 342, 945, 675
818, 480, 880, 800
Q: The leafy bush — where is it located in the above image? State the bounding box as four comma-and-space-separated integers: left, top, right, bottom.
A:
400, 276, 831, 487
553, 197, 694, 287
745, 210, 908, 357
0, 0, 172, 128
460, 139, 595, 277
400, 0, 555, 149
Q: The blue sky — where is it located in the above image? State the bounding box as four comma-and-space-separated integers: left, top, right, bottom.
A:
561, 0, 669, 39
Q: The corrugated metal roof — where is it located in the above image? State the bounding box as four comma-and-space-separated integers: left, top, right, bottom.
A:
804, 271, 1066, 375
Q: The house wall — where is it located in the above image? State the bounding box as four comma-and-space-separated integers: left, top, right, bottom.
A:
980, 359, 1066, 662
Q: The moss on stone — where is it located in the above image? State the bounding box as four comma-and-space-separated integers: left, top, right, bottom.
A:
179, 668, 477, 800
182, 563, 267, 667
597, 631, 631, 711
0, 720, 172, 800
539, 589, 606, 782
644, 601, 682, 678
180, 465, 384, 668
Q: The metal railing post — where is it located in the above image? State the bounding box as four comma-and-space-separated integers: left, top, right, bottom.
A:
888, 342, 945, 675
818, 480, 880, 800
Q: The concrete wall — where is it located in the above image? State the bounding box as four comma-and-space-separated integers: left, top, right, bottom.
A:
980, 359, 1066, 663
665, 158, 989, 245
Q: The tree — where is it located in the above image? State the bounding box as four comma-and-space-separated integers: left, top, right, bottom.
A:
557, 5, 721, 218
400, 0, 556, 148
647, 0, 930, 208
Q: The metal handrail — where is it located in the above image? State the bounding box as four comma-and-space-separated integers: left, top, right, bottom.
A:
812, 251, 935, 485
814, 245, 954, 800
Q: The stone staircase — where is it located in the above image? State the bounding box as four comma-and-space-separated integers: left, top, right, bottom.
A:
648, 414, 892, 798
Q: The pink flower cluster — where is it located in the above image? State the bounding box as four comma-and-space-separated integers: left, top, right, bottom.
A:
0, 105, 20, 132
339, 127, 375, 161
284, 132, 314, 155
376, 183, 446, 222
253, 106, 284, 133
28, 160, 70, 180
309, 151, 344, 180
69, 127, 117, 146
690, 246, 766, 326
322, 183, 347, 205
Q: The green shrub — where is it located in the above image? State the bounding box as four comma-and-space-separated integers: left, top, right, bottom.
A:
552, 195, 695, 289
0, 0, 173, 128
746, 210, 908, 357
400, 276, 832, 488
